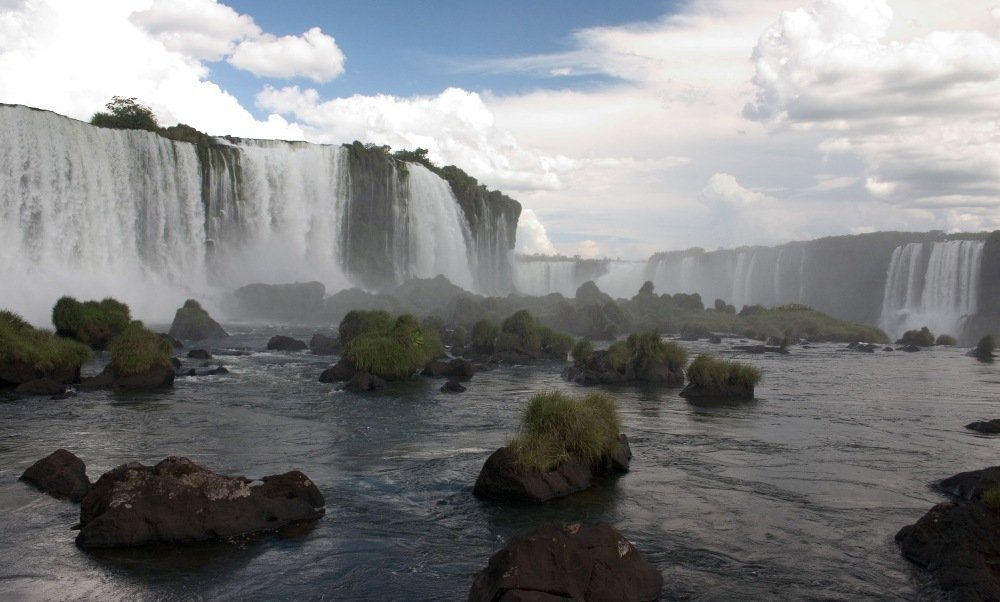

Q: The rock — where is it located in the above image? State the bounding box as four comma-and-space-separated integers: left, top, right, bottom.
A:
15, 378, 66, 396
167, 299, 228, 341
19, 449, 90, 502
309, 333, 340, 355
632, 356, 685, 385
170, 357, 182, 369
883, 346, 894, 352
187, 349, 212, 360
205, 366, 229, 376
966, 420, 1000, 434
708, 335, 723, 344
319, 358, 355, 383
733, 344, 789, 354
266, 335, 307, 352
440, 380, 466, 393
469, 522, 663, 602
901, 344, 921, 352
473, 435, 631, 502
936, 466, 1000, 501
679, 382, 754, 401
562, 350, 683, 387
81, 364, 174, 391
896, 501, 1000, 601
159, 333, 183, 349
846, 341, 876, 353
75, 456, 324, 548
0, 360, 80, 387
339, 372, 386, 392
421, 358, 475, 379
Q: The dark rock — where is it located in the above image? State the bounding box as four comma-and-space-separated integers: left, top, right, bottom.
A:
901, 344, 921, 352
708, 335, 723, 344
266, 335, 307, 352
966, 420, 1000, 434
422, 358, 475, 380
846, 341, 876, 353
319, 358, 355, 383
562, 350, 683, 387
15, 378, 66, 396
469, 522, 663, 602
440, 380, 466, 393
168, 299, 228, 341
187, 349, 212, 360
0, 360, 80, 387
896, 501, 1000, 601
76, 456, 324, 548
205, 366, 229, 376
170, 357, 182, 369
81, 364, 174, 391
883, 346, 894, 352
732, 344, 789, 354
937, 466, 1000, 501
680, 382, 754, 401
20, 449, 89, 502
159, 333, 183, 349
232, 281, 325, 322
309, 334, 340, 355
339, 372, 386, 392
473, 435, 631, 502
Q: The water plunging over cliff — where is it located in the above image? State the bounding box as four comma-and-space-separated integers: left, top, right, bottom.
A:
878, 240, 984, 339
0, 105, 519, 323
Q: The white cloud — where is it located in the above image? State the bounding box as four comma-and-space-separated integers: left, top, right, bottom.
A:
515, 209, 558, 255
129, 0, 259, 61
229, 27, 344, 82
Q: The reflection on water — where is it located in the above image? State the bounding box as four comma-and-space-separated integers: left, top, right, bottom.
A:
0, 328, 995, 600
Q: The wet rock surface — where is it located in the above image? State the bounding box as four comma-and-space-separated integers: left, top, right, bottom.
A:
20, 449, 90, 502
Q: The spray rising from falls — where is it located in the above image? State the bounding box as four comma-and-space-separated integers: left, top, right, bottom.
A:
0, 105, 518, 324
878, 240, 984, 339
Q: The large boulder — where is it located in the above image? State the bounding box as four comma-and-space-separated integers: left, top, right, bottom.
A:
966, 420, 1000, 434
20, 449, 90, 502
421, 358, 475, 380
80, 364, 174, 391
319, 358, 355, 383
167, 300, 228, 341
309, 333, 340, 355
473, 435, 631, 502
936, 466, 1000, 500
15, 377, 66, 396
469, 522, 663, 602
266, 335, 307, 352
76, 456, 325, 548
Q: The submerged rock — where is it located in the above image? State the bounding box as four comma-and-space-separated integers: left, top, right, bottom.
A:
966, 419, 1000, 434
15, 377, 66, 396
81, 364, 174, 391
76, 456, 324, 548
440, 380, 466, 393
266, 335, 307, 352
339, 372, 386, 392
20, 449, 90, 502
679, 382, 755, 401
469, 522, 663, 602
187, 349, 212, 360
473, 435, 631, 503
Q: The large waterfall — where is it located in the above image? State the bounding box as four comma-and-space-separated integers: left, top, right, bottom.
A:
0, 105, 517, 324
878, 240, 984, 339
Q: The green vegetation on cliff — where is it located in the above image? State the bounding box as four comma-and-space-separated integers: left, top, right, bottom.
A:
0, 310, 91, 374
510, 391, 621, 471
90, 96, 159, 132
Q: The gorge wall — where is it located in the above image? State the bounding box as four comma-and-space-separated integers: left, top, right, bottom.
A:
514, 231, 994, 343
0, 105, 519, 323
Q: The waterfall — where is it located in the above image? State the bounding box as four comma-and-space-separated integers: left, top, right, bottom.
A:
513, 260, 578, 297
0, 105, 514, 325
878, 240, 984, 338
0, 105, 206, 324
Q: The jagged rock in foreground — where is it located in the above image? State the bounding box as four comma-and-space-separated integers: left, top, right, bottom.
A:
75, 456, 324, 548
895, 466, 1000, 600
469, 522, 662, 602
20, 449, 90, 502
473, 435, 631, 503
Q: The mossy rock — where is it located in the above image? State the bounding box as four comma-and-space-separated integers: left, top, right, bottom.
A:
0, 310, 91, 386
51, 296, 131, 349
168, 300, 229, 341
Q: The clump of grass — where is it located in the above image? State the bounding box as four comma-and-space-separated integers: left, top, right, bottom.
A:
344, 313, 443, 380
686, 355, 761, 390
935, 334, 958, 346
571, 338, 593, 364
976, 335, 996, 357
898, 326, 935, 347
52, 296, 131, 348
0, 310, 92, 373
109, 321, 173, 376
470, 318, 499, 354
539, 326, 573, 359
626, 330, 687, 368
339, 309, 392, 346
510, 391, 621, 471
981, 486, 1000, 513
604, 341, 630, 372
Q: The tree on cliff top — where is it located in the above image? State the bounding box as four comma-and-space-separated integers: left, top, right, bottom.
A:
90, 96, 159, 132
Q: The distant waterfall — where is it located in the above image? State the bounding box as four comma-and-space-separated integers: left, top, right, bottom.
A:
0, 105, 511, 324
513, 261, 578, 297
878, 240, 984, 338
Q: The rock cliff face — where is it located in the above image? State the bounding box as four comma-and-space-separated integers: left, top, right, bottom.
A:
0, 104, 520, 322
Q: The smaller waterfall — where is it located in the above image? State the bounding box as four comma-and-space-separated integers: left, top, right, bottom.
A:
513, 261, 578, 297
404, 164, 476, 291
878, 240, 984, 338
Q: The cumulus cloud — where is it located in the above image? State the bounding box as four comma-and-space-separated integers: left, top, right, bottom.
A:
229, 27, 344, 82
515, 209, 558, 255
129, 0, 259, 61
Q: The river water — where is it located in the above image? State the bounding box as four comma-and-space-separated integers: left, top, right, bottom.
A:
1, 328, 997, 600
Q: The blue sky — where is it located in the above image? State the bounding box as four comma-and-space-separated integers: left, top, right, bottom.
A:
1, 0, 998, 259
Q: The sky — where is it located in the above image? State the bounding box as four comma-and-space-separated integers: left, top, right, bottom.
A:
0, 0, 998, 260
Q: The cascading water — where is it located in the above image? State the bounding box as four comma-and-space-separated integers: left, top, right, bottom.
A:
0, 105, 207, 324
0, 105, 515, 325
878, 240, 984, 339
513, 261, 578, 297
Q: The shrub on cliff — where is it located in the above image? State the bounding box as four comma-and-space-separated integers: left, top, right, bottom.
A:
510, 391, 621, 471
52, 296, 131, 349
109, 321, 173, 376
0, 310, 91, 378
90, 96, 159, 132
343, 314, 443, 380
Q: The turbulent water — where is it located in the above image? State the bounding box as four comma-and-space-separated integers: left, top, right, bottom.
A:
1, 331, 996, 600
0, 106, 506, 325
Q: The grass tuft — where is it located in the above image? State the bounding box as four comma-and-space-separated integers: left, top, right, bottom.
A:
344, 313, 443, 380
510, 391, 621, 471
52, 296, 131, 348
981, 486, 1000, 513
0, 310, 92, 373
109, 321, 173, 376
686, 355, 761, 390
